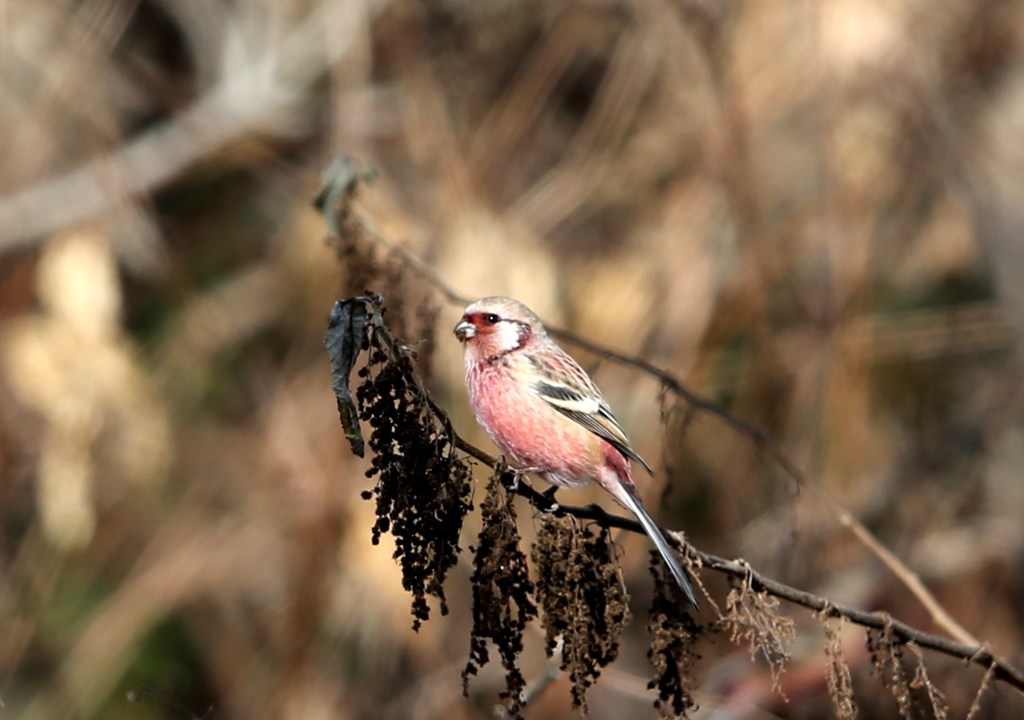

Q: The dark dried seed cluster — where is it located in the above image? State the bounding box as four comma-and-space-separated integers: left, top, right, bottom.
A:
356, 324, 473, 630
532, 516, 631, 712
647, 552, 702, 718
462, 471, 538, 717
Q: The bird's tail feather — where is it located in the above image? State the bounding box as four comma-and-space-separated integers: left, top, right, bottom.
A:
617, 487, 699, 610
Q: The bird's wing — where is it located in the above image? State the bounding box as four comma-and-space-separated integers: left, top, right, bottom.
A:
533, 371, 654, 475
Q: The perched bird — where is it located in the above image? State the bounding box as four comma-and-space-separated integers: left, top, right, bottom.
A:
454, 296, 699, 609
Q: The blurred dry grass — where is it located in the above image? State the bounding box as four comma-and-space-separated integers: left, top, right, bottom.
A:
1, 0, 1024, 717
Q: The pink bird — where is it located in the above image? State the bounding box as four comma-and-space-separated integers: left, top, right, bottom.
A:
454, 296, 699, 609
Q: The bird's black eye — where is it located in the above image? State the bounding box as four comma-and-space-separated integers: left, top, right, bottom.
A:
484, 313, 499, 325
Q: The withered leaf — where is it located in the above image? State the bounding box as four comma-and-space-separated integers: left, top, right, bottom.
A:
324, 298, 370, 456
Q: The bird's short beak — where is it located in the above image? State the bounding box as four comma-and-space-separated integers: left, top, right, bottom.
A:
453, 320, 476, 342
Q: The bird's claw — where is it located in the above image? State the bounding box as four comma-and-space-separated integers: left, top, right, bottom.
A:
541, 486, 560, 512
501, 470, 520, 492
501, 464, 543, 493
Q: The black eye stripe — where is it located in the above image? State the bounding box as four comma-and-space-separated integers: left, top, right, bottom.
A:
484, 313, 500, 324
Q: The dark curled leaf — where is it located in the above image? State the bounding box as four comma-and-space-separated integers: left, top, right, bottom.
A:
324, 299, 370, 457
462, 470, 537, 717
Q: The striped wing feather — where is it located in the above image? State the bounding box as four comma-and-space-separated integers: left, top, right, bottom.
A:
534, 378, 654, 475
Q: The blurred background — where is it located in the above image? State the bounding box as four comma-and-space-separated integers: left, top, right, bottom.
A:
1, 0, 1024, 717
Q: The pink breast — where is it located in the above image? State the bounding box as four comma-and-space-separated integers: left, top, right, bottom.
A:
467, 361, 597, 487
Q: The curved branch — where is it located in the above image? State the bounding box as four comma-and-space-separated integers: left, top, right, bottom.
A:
346, 193, 979, 648
448, 432, 1024, 695
541, 327, 981, 649
321, 167, 1024, 698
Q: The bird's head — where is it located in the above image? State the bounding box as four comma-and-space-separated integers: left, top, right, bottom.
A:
453, 296, 543, 361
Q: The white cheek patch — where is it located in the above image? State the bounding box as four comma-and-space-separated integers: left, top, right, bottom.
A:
493, 320, 524, 351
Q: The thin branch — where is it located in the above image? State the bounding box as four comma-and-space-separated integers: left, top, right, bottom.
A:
325, 171, 1024, 698
547, 328, 979, 648
449, 426, 1024, 696
965, 661, 997, 720
350, 205, 474, 307
350, 200, 979, 648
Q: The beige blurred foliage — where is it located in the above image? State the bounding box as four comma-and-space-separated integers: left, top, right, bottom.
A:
0, 0, 1023, 718
2, 231, 170, 550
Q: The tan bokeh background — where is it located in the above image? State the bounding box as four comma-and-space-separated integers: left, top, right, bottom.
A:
1, 0, 1023, 717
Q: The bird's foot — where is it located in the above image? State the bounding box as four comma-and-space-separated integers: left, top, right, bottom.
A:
541, 486, 560, 512
502, 464, 544, 493
503, 472, 520, 492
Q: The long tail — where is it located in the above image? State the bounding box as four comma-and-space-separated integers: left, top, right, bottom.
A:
617, 486, 699, 610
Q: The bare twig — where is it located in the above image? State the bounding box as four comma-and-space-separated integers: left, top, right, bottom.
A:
541, 334, 980, 649
965, 660, 997, 720
443, 418, 1024, 695
325, 173, 1023, 698
353, 208, 979, 648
